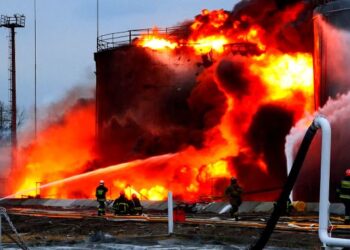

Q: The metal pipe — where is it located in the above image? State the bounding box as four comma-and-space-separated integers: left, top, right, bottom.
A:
10, 26, 17, 171
315, 116, 350, 247
96, 0, 99, 51
0, 213, 2, 250
168, 191, 174, 234
10, 27, 16, 148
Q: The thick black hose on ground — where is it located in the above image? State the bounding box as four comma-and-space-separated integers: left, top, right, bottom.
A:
249, 121, 319, 250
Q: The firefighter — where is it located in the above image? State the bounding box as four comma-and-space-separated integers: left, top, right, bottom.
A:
95, 180, 108, 216
112, 190, 130, 215
129, 193, 143, 215
225, 177, 243, 220
337, 169, 350, 224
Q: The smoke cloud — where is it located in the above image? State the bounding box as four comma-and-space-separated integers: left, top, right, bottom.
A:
287, 92, 350, 201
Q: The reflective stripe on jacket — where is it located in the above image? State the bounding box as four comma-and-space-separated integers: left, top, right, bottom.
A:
340, 177, 350, 201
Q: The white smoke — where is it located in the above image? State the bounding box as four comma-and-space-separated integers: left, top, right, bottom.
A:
285, 113, 313, 175
285, 18, 350, 201
285, 91, 350, 200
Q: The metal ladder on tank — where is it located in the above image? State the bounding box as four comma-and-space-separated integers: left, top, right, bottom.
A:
0, 207, 29, 249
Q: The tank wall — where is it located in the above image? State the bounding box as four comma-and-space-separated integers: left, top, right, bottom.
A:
313, 0, 350, 107
93, 46, 292, 201
293, 0, 350, 202
94, 46, 200, 166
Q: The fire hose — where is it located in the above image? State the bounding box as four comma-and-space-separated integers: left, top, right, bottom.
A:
249, 118, 319, 250
0, 207, 29, 250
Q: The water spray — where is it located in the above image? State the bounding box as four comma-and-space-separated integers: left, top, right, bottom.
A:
2, 153, 176, 200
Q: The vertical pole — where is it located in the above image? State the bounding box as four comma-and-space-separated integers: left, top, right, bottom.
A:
129, 30, 132, 44
0, 213, 2, 249
95, 0, 99, 151
10, 27, 17, 170
34, 0, 37, 139
0, 104, 3, 130
35, 182, 41, 198
168, 191, 173, 234
97, 0, 99, 50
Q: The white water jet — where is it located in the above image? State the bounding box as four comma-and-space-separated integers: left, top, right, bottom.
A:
2, 153, 176, 200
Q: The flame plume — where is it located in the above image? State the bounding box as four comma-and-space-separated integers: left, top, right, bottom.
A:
10, 1, 315, 201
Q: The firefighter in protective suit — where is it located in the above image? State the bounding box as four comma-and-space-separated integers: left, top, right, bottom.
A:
225, 177, 243, 220
95, 180, 108, 216
129, 193, 143, 215
112, 190, 130, 215
337, 169, 350, 224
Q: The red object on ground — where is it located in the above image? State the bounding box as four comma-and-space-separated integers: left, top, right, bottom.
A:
173, 209, 186, 222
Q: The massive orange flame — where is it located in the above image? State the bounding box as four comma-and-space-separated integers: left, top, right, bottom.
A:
13, 102, 96, 198
9, 6, 314, 201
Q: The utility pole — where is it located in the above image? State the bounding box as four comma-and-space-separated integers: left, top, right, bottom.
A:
97, 0, 99, 50
34, 0, 37, 139
0, 14, 25, 170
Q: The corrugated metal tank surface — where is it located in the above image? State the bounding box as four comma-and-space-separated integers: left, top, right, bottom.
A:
314, 0, 350, 107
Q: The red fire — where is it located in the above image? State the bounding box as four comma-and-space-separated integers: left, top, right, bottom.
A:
10, 2, 314, 201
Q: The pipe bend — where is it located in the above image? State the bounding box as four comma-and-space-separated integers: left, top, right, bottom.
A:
318, 230, 329, 245
314, 116, 331, 130
319, 230, 350, 247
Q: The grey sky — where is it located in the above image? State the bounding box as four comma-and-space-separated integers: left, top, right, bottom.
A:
0, 0, 237, 115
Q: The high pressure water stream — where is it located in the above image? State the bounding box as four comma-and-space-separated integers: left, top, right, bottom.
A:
1, 153, 176, 200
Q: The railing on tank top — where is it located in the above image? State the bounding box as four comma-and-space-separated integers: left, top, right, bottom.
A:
97, 25, 190, 52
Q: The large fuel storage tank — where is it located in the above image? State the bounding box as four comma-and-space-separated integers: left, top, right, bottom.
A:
313, 0, 350, 107
94, 44, 199, 166
292, 1, 350, 202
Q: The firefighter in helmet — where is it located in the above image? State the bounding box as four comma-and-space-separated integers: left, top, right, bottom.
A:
112, 190, 130, 215
95, 180, 108, 216
225, 177, 243, 220
129, 193, 143, 215
337, 169, 350, 224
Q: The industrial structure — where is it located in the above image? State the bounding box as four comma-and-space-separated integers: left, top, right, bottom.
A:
94, 0, 350, 204
3, 0, 350, 249
0, 14, 25, 169
94, 25, 286, 202
290, 0, 350, 202
95, 28, 264, 164
313, 0, 350, 107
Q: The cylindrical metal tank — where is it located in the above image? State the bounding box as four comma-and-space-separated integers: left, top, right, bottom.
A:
313, 0, 350, 107
94, 45, 199, 166
292, 1, 350, 202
